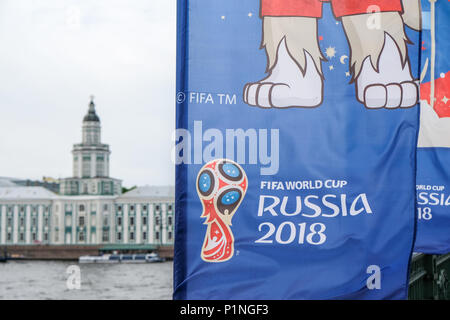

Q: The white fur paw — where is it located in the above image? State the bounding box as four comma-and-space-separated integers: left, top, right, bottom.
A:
243, 82, 322, 108
243, 38, 323, 109
356, 34, 419, 110
363, 81, 418, 109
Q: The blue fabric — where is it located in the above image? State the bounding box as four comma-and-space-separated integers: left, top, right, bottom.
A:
414, 0, 450, 254
174, 1, 420, 299
416, 149, 450, 253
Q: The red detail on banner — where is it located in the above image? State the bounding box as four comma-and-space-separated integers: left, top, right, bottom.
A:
240, 178, 247, 190
420, 71, 450, 119
261, 0, 402, 18
202, 219, 233, 262
219, 179, 228, 190
330, 0, 402, 17
421, 41, 426, 51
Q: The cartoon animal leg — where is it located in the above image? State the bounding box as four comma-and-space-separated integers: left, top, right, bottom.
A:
341, 9, 420, 109
243, 16, 325, 108
401, 0, 422, 32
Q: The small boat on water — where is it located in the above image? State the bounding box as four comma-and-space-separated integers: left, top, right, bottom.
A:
79, 253, 165, 264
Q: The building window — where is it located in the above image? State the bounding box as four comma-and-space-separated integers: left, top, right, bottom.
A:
7, 233, 11, 241
32, 217, 37, 227
103, 216, 109, 226
168, 231, 173, 241
73, 157, 79, 176
82, 156, 91, 178
54, 233, 59, 242
143, 232, 147, 241
117, 216, 122, 226
19, 233, 24, 241
168, 204, 173, 212
130, 217, 134, 226
79, 204, 85, 212
44, 233, 48, 241
78, 232, 85, 242
168, 216, 173, 226
32, 233, 37, 241
155, 205, 161, 212
142, 216, 147, 226
118, 205, 122, 212
20, 206, 24, 213
130, 232, 135, 241
79, 216, 85, 227
7, 217, 12, 227
96, 156, 105, 177
155, 216, 160, 226
155, 231, 160, 240
142, 205, 147, 211
102, 231, 109, 242
103, 204, 108, 211
20, 217, 24, 227
117, 232, 122, 241
104, 183, 111, 194
44, 217, 49, 227
65, 215, 72, 226
130, 205, 135, 211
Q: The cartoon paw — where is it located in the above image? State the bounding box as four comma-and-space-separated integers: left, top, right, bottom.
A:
363, 81, 418, 109
356, 34, 419, 109
243, 39, 323, 109
243, 82, 322, 108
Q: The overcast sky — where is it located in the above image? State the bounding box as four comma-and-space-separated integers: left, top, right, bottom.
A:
0, 0, 176, 187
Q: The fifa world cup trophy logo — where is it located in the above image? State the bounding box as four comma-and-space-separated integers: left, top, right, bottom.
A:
197, 159, 248, 263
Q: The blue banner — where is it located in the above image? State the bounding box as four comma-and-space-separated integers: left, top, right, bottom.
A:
174, 0, 421, 299
415, 0, 450, 254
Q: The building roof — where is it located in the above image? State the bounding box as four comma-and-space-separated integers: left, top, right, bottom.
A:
0, 177, 18, 187
0, 187, 56, 200
119, 186, 174, 201
83, 99, 100, 122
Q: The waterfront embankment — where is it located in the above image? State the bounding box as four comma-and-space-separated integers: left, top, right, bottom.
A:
3, 245, 174, 260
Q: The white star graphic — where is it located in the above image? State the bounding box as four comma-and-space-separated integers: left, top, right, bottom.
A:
329, 65, 334, 71
248, 12, 253, 17
442, 96, 449, 104
325, 47, 336, 59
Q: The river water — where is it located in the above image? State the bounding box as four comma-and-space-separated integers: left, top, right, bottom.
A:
0, 260, 173, 300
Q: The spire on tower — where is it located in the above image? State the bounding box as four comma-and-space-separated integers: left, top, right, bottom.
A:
83, 95, 100, 122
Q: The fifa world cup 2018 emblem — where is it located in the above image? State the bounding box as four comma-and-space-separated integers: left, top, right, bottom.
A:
197, 159, 248, 263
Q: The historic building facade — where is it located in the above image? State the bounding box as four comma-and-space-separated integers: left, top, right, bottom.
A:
60, 98, 122, 196
0, 99, 174, 247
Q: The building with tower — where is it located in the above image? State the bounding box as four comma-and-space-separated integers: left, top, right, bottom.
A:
0, 98, 174, 249
60, 98, 121, 196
